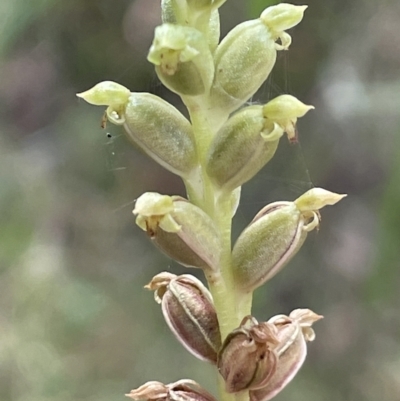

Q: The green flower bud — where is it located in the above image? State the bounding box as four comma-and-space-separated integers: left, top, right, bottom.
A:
250, 309, 322, 401
209, 4, 307, 115
148, 24, 214, 96
133, 192, 222, 271
206, 96, 313, 191
77, 82, 197, 178
218, 316, 279, 393
232, 188, 346, 292
126, 379, 217, 401
146, 272, 221, 363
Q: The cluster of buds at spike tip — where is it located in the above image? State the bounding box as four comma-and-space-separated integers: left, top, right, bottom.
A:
217, 309, 322, 397
133, 192, 222, 271
209, 4, 307, 117
145, 272, 221, 363
206, 95, 314, 192
232, 188, 346, 293
77, 82, 197, 178
126, 379, 217, 401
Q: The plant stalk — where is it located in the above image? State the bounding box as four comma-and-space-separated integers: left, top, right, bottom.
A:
185, 98, 253, 401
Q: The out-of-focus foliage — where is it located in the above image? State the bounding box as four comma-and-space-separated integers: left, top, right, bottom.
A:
1, 0, 400, 401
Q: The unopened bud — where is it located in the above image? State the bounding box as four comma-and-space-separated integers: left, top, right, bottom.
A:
146, 272, 221, 363
250, 309, 322, 401
77, 83, 197, 178
134, 193, 222, 271
206, 96, 313, 191
126, 379, 217, 401
148, 24, 214, 96
218, 316, 279, 393
232, 188, 346, 292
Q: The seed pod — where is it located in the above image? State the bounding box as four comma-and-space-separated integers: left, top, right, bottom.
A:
232, 188, 346, 292
77, 82, 197, 178
126, 379, 217, 401
146, 272, 221, 363
250, 309, 323, 401
148, 24, 214, 97
133, 192, 222, 271
218, 316, 280, 393
206, 96, 313, 191
209, 4, 307, 115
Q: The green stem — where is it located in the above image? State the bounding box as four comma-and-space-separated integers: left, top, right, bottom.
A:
184, 97, 253, 401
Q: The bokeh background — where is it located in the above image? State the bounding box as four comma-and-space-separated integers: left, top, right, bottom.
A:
1, 0, 400, 400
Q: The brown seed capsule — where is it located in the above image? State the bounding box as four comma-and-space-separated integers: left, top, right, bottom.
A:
126, 379, 217, 401
250, 309, 323, 401
217, 316, 280, 393
146, 272, 221, 363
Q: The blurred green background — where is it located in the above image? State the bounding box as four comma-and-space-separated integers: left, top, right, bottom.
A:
1, 0, 400, 400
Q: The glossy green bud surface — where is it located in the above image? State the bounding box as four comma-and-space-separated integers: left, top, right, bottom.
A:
134, 193, 222, 271
146, 272, 221, 363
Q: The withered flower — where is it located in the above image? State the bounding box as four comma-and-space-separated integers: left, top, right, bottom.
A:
146, 272, 221, 363
250, 309, 323, 401
126, 379, 217, 401
217, 316, 280, 392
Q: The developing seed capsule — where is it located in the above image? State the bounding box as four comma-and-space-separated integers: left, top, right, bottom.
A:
209, 3, 307, 115
133, 192, 222, 271
77, 82, 197, 178
231, 188, 346, 293
148, 23, 214, 96
146, 272, 221, 363
126, 379, 217, 401
206, 95, 314, 192
218, 316, 280, 393
250, 309, 323, 401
